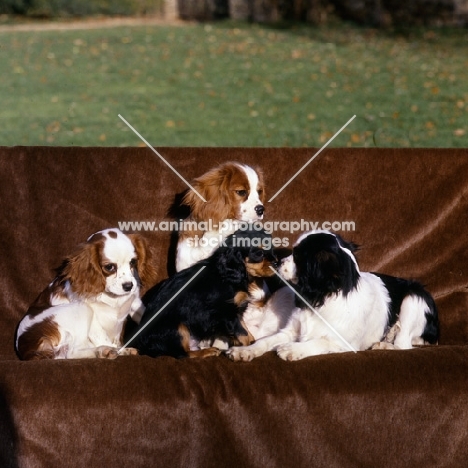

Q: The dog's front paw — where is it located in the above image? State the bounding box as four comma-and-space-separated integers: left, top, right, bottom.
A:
226, 346, 261, 362
276, 344, 304, 361
211, 338, 230, 350
118, 347, 139, 356
188, 347, 222, 358
96, 346, 119, 359
371, 342, 398, 350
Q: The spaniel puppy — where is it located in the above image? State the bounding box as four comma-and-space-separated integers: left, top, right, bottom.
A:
175, 162, 265, 272
126, 230, 277, 359
203, 228, 280, 350
227, 230, 439, 361
15, 228, 157, 360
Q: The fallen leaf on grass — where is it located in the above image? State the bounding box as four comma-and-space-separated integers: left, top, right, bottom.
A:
46, 121, 60, 133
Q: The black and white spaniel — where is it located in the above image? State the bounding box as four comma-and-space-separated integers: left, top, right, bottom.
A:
227, 230, 439, 361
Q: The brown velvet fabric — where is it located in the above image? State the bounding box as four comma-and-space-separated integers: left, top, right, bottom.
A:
1, 146, 467, 467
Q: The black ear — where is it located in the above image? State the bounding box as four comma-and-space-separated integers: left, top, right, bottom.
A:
216, 248, 247, 284
296, 249, 339, 308
296, 245, 359, 308
336, 250, 360, 296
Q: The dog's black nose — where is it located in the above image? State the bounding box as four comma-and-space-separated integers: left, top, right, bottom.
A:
255, 205, 264, 216
122, 282, 133, 292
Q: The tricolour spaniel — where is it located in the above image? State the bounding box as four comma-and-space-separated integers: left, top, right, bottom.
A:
126, 230, 277, 359
15, 228, 157, 360
175, 162, 265, 271
227, 230, 439, 361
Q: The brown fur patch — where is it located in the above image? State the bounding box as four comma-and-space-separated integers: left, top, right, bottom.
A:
248, 279, 268, 307
178, 323, 192, 353
107, 230, 118, 239
128, 234, 158, 291
17, 317, 61, 360
26, 286, 57, 318
178, 324, 223, 358
246, 259, 276, 278
234, 291, 249, 307
44, 237, 107, 300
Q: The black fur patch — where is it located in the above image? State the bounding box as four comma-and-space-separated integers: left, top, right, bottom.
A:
293, 232, 360, 308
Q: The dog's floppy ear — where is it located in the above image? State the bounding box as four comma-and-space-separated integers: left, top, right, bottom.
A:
216, 248, 247, 284
296, 244, 359, 308
182, 165, 236, 224
335, 248, 360, 296
300, 249, 339, 299
128, 234, 158, 291
59, 240, 106, 298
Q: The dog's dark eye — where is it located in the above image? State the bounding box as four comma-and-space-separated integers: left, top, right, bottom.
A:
103, 263, 116, 273
130, 258, 137, 268
235, 190, 248, 197
258, 189, 263, 196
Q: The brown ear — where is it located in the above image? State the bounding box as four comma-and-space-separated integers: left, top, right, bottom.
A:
182, 183, 210, 221
128, 234, 158, 291
62, 242, 106, 298
182, 165, 235, 224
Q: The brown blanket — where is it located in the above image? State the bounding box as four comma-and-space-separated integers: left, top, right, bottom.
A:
1, 146, 467, 467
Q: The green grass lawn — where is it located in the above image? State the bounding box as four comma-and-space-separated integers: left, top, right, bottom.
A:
0, 20, 467, 147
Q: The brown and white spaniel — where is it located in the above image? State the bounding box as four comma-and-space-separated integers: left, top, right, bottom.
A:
176, 162, 265, 271
15, 228, 157, 360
